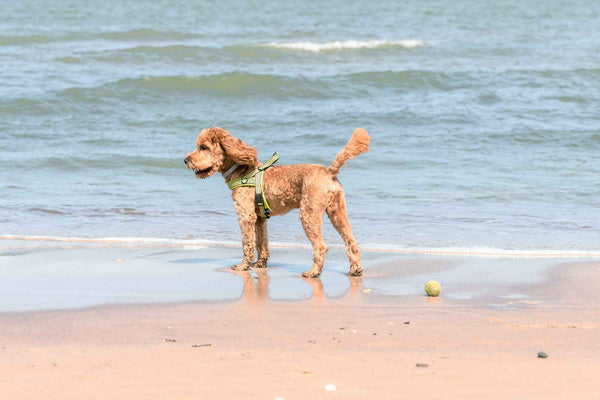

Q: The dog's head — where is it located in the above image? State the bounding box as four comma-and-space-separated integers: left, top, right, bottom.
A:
184, 127, 259, 179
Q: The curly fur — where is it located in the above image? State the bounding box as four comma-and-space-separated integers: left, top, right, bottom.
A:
185, 127, 370, 278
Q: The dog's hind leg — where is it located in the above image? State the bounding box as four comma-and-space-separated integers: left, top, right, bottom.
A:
300, 199, 329, 278
326, 190, 362, 276
252, 218, 269, 268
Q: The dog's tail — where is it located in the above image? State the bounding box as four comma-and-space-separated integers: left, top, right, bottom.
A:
328, 128, 370, 176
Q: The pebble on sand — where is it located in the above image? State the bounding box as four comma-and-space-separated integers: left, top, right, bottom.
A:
324, 384, 337, 391
538, 351, 548, 358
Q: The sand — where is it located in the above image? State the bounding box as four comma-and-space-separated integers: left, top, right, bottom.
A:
0, 246, 599, 399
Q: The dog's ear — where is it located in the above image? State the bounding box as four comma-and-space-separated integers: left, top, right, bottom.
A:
217, 129, 259, 167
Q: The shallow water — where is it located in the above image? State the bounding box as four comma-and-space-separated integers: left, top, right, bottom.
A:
1, 0, 600, 252
0, 246, 562, 312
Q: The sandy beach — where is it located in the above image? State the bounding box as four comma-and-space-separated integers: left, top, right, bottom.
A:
1, 245, 599, 399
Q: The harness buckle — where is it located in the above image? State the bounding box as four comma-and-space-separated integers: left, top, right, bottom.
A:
255, 194, 270, 219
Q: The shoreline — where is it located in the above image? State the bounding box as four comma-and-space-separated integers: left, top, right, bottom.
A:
3, 235, 600, 258
1, 244, 599, 313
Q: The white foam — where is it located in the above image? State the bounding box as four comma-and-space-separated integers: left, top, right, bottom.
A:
262, 39, 423, 52
0, 234, 239, 249
360, 244, 600, 258
2, 235, 599, 258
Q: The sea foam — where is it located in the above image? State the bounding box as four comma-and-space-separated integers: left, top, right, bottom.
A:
262, 39, 423, 52
2, 235, 599, 258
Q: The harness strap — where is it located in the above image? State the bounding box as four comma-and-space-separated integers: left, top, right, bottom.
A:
226, 152, 279, 218
255, 170, 271, 218
222, 162, 240, 178
227, 152, 279, 190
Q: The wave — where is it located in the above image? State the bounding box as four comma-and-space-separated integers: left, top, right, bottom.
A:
56, 73, 336, 100
1, 69, 470, 115
259, 39, 423, 52
14, 67, 599, 112
83, 40, 422, 64
55, 70, 458, 99
35, 155, 182, 171
2, 235, 600, 258
0, 29, 202, 47
0, 34, 49, 46
97, 28, 202, 41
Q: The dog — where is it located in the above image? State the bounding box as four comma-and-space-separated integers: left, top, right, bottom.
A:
185, 127, 370, 278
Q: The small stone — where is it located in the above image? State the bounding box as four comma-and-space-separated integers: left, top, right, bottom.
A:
416, 363, 428, 368
164, 338, 176, 342
404, 321, 410, 325
192, 344, 211, 347
324, 384, 336, 391
538, 351, 548, 358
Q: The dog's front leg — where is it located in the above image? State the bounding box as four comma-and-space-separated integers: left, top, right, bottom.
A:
231, 189, 257, 271
252, 218, 269, 268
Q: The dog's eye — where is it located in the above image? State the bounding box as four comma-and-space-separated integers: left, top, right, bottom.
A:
199, 145, 208, 150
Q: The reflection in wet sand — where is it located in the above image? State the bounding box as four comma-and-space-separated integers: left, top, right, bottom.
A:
234, 268, 364, 302
233, 269, 270, 302
302, 277, 324, 300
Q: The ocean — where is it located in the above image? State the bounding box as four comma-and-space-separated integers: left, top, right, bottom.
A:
1, 0, 599, 254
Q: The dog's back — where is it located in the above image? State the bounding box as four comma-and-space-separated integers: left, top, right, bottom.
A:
261, 129, 370, 218
262, 164, 337, 216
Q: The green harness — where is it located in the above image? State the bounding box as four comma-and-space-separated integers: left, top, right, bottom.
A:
226, 152, 279, 219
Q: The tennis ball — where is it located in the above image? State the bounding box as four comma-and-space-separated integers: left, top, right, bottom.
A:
425, 280, 441, 297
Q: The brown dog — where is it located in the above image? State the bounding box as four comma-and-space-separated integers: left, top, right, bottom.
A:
185, 127, 370, 278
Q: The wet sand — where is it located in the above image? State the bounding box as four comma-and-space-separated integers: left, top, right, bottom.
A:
0, 245, 599, 399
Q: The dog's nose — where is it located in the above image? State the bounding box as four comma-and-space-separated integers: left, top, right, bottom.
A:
184, 157, 190, 165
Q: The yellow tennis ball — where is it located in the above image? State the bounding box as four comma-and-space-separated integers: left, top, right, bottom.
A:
425, 280, 441, 297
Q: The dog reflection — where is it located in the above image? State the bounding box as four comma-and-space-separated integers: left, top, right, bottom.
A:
233, 269, 270, 302
235, 270, 365, 301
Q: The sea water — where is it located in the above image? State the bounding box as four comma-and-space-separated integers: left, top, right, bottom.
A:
1, 0, 600, 254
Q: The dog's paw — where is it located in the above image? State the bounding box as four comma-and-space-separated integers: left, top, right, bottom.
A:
251, 259, 268, 269
349, 265, 363, 276
302, 270, 321, 278
231, 263, 250, 271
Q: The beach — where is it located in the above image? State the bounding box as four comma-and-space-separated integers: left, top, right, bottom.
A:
2, 0, 600, 398
1, 244, 599, 399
